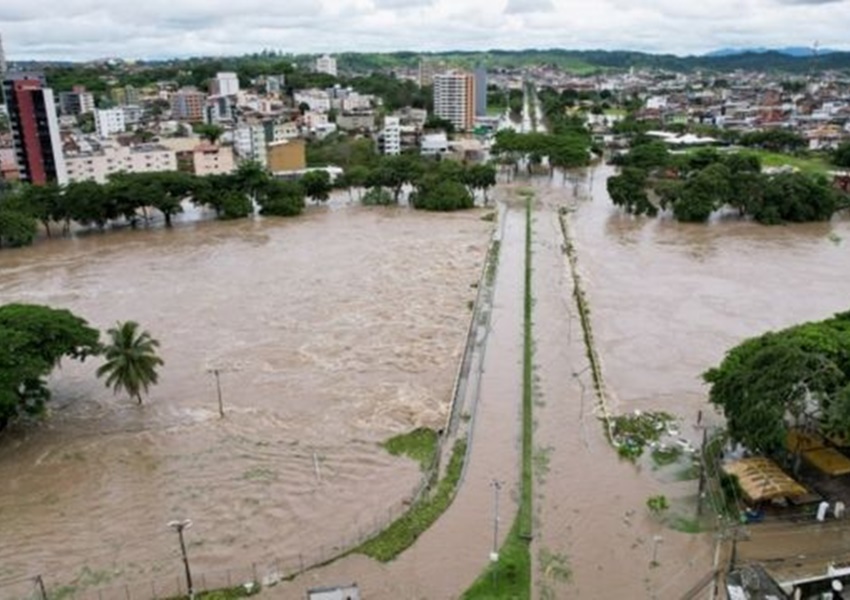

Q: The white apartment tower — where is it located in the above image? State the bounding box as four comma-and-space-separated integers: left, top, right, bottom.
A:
94, 108, 126, 138
212, 72, 240, 96
380, 116, 401, 155
433, 71, 475, 132
315, 54, 337, 77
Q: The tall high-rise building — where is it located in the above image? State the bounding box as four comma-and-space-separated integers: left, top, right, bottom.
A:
0, 32, 6, 75
433, 71, 475, 132
315, 54, 337, 77
474, 66, 487, 118
2, 73, 67, 185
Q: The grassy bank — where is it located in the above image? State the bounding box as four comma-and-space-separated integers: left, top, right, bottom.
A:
382, 427, 439, 471
463, 193, 535, 599
355, 439, 467, 562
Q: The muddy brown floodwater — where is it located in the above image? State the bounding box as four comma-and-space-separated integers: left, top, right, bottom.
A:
533, 164, 850, 598
0, 204, 490, 598
574, 164, 850, 424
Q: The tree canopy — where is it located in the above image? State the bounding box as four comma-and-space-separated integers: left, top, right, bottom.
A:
607, 149, 843, 224
96, 321, 164, 405
704, 311, 850, 454
0, 304, 101, 429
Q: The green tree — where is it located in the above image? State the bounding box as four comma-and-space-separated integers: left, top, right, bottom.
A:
17, 184, 62, 237
464, 164, 497, 204
832, 141, 850, 168
704, 311, 850, 453
96, 321, 164, 405
257, 180, 305, 216
219, 191, 253, 219
64, 180, 115, 229
194, 123, 225, 144
607, 167, 656, 216
300, 170, 332, 204
0, 304, 100, 428
0, 209, 38, 248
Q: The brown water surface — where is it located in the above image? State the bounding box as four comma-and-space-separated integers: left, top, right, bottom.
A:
0, 205, 490, 597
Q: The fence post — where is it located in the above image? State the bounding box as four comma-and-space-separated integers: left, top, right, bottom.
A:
201, 574, 206, 592
124, 584, 131, 600
227, 570, 231, 587
252, 563, 257, 584
299, 553, 304, 573
151, 579, 156, 599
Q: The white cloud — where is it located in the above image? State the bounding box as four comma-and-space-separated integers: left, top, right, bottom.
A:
1, 0, 849, 60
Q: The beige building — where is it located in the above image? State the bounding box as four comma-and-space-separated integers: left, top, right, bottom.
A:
336, 112, 377, 132
180, 143, 236, 176
64, 142, 177, 183
170, 88, 207, 122
267, 139, 306, 173
433, 71, 475, 131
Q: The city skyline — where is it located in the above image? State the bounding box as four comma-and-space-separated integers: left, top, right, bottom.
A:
0, 0, 849, 61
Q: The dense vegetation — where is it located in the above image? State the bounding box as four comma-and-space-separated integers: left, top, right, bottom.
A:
0, 162, 309, 248
607, 145, 846, 224
705, 311, 850, 454
0, 304, 101, 429
492, 129, 591, 173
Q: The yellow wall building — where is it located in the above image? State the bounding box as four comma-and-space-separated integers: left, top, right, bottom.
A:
267, 139, 306, 173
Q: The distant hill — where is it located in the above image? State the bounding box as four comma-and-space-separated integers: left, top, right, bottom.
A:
706, 47, 837, 58
338, 48, 850, 74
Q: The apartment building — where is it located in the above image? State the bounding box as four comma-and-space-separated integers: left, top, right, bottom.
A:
233, 124, 267, 167
380, 116, 401, 155
211, 72, 240, 96
267, 139, 306, 173
111, 85, 140, 106
433, 71, 475, 131
294, 89, 331, 113
177, 142, 236, 176
58, 86, 95, 116
64, 142, 177, 183
94, 108, 126, 138
170, 88, 207, 122
315, 54, 337, 77
3, 73, 68, 185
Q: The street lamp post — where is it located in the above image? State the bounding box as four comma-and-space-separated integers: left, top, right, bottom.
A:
651, 534, 664, 567
168, 519, 194, 599
490, 479, 502, 588
491, 479, 502, 555
212, 369, 224, 418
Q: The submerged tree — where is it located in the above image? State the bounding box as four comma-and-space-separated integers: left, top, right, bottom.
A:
0, 304, 101, 429
97, 321, 164, 405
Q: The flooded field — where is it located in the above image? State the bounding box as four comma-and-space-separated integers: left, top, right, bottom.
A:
571, 164, 850, 427
0, 204, 491, 596
532, 165, 850, 598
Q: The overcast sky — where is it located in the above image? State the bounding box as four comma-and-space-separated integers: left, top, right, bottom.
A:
1, 0, 849, 61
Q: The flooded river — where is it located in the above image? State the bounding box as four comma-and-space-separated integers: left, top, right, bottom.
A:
0, 204, 490, 597
3, 164, 850, 599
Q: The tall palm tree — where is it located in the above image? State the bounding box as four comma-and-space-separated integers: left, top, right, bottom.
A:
96, 321, 164, 405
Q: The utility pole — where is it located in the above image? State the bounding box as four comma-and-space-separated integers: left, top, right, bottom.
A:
490, 479, 502, 588
212, 369, 223, 418
168, 519, 194, 599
